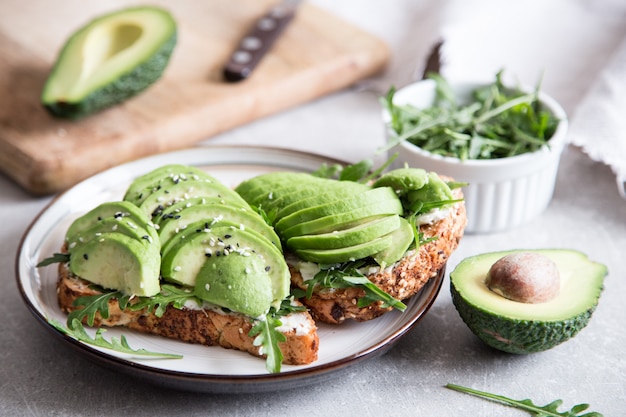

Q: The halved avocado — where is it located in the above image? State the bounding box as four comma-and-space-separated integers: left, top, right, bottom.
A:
450, 249, 607, 354
41, 6, 177, 119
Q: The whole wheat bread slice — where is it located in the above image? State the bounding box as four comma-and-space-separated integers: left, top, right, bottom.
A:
57, 263, 319, 365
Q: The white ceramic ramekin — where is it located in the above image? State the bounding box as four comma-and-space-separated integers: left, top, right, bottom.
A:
384, 79, 569, 233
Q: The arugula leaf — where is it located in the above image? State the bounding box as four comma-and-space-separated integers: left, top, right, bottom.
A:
445, 384, 603, 417
339, 159, 373, 182
67, 290, 127, 328
249, 314, 287, 374
49, 318, 182, 359
382, 70, 559, 160
311, 155, 398, 184
129, 284, 198, 317
304, 261, 406, 312
36, 253, 70, 267
311, 163, 343, 179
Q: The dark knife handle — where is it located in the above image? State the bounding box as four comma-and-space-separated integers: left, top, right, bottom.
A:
223, 4, 297, 82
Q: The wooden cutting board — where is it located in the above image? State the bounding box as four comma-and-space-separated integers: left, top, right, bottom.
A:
0, 0, 389, 195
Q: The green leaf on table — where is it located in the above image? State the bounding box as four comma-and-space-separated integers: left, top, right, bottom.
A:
49, 318, 182, 359
445, 383, 603, 417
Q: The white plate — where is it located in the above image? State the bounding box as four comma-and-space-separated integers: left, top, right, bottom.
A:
16, 145, 444, 393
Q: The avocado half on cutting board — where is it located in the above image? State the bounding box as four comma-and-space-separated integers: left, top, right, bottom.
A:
450, 249, 607, 354
41, 6, 177, 119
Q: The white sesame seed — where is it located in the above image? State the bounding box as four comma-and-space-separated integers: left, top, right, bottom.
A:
174, 266, 182, 272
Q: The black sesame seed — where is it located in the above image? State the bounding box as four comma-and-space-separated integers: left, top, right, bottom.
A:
224, 234, 232, 239
215, 251, 221, 257
265, 266, 271, 272
174, 215, 181, 219
205, 253, 212, 258
83, 254, 89, 260
205, 222, 209, 229
142, 235, 150, 240
138, 193, 143, 200
97, 216, 103, 221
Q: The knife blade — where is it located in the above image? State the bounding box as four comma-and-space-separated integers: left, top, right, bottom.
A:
223, 0, 302, 82
420, 40, 443, 80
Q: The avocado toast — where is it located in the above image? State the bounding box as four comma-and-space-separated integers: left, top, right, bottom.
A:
43, 161, 465, 372
235, 166, 467, 324
47, 164, 319, 373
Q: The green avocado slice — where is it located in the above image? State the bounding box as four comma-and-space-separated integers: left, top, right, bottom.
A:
450, 249, 607, 354
41, 6, 177, 119
65, 201, 158, 245
280, 198, 403, 240
68, 232, 161, 297
124, 164, 218, 206
234, 172, 320, 202
286, 214, 401, 250
137, 179, 247, 219
67, 217, 157, 249
266, 182, 368, 215
157, 203, 280, 250
195, 251, 274, 318
294, 234, 393, 264
159, 218, 276, 263
275, 187, 399, 233
161, 226, 290, 307
372, 217, 415, 267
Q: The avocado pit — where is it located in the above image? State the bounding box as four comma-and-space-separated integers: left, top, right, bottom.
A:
485, 252, 560, 304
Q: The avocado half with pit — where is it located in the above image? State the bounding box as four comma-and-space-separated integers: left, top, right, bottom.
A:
41, 6, 177, 119
450, 249, 607, 354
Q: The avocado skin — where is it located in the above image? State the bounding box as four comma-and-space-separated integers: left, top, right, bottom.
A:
449, 249, 606, 354
44, 35, 176, 119
42, 7, 177, 119
450, 283, 596, 354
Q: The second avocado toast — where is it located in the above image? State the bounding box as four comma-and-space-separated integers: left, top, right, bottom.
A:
41, 161, 466, 373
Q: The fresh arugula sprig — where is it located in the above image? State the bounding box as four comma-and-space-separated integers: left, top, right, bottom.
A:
248, 299, 306, 374
67, 284, 198, 328
445, 384, 603, 417
50, 318, 182, 359
249, 314, 286, 374
67, 289, 128, 328
381, 70, 559, 160
301, 260, 406, 311
36, 253, 70, 267
129, 284, 199, 317
311, 154, 399, 184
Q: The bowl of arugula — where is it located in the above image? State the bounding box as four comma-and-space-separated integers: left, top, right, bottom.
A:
382, 71, 568, 233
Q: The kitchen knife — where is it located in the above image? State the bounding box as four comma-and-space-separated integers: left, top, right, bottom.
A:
223, 0, 302, 82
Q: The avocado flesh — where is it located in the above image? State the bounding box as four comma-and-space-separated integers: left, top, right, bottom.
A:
372, 217, 415, 267
69, 232, 160, 297
295, 234, 393, 264
450, 249, 607, 354
65, 201, 158, 245
137, 179, 247, 218
274, 184, 370, 220
195, 252, 274, 318
157, 203, 281, 249
159, 218, 276, 264
41, 6, 177, 119
286, 215, 401, 250
68, 217, 156, 248
274, 187, 399, 232
280, 198, 403, 240
161, 226, 290, 306
124, 165, 222, 207
235, 172, 321, 202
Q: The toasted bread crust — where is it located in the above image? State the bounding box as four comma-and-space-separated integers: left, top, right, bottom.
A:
290, 193, 466, 324
57, 263, 318, 365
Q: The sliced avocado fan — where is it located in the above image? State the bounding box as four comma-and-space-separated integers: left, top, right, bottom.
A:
41, 6, 177, 119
